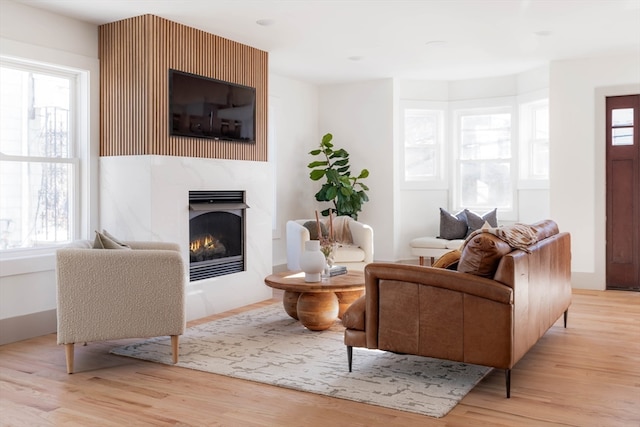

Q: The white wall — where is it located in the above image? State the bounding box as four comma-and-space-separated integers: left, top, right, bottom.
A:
550, 53, 640, 290
319, 80, 396, 261
0, 0, 100, 343
268, 74, 319, 268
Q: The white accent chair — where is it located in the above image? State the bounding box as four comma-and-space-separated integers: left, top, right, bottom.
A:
56, 239, 186, 373
286, 218, 374, 272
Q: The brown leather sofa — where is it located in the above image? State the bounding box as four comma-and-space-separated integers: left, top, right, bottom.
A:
343, 220, 571, 398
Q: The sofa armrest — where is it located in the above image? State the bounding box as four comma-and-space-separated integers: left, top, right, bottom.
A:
126, 241, 181, 252
365, 263, 513, 304
56, 247, 186, 344
361, 262, 513, 354
286, 220, 311, 271
348, 220, 374, 263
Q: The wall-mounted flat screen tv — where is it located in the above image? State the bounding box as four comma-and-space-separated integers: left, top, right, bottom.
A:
169, 69, 256, 143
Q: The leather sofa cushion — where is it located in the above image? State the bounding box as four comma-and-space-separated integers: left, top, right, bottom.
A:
457, 233, 512, 278
342, 295, 366, 331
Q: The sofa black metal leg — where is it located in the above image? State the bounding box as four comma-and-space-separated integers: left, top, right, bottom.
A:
347, 346, 353, 372
505, 369, 511, 398
564, 309, 568, 328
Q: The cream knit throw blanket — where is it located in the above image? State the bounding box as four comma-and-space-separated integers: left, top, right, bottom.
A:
464, 223, 538, 253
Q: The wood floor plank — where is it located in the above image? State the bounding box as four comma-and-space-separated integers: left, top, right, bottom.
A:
1, 289, 639, 426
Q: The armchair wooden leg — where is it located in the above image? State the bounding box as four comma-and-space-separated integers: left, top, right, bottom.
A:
564, 309, 568, 328
65, 343, 74, 374
418, 256, 425, 266
171, 335, 179, 364
347, 345, 353, 372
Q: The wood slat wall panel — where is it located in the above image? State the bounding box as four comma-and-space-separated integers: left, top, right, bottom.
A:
99, 14, 267, 161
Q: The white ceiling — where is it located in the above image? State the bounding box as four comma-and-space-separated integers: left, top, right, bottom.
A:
10, 0, 640, 85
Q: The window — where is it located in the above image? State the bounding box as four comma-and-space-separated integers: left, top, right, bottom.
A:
453, 105, 515, 212
400, 100, 445, 188
519, 98, 549, 181
0, 61, 79, 251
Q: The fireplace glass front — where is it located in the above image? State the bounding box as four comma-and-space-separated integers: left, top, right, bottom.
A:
188, 191, 246, 281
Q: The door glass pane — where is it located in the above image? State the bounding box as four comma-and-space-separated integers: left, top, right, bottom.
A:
612, 108, 633, 127
612, 127, 634, 146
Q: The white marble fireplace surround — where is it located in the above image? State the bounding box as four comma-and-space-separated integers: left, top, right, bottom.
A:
100, 155, 273, 322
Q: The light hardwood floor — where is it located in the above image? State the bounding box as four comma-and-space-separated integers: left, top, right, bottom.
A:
1, 289, 639, 426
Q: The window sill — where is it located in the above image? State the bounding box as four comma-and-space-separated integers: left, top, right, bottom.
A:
0, 247, 57, 277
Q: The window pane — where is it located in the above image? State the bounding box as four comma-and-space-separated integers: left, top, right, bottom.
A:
0, 161, 73, 249
460, 113, 511, 160
402, 106, 444, 184
460, 161, 512, 209
532, 141, 549, 176
405, 147, 436, 180
0, 67, 71, 157
612, 127, 634, 146
405, 110, 438, 146
534, 105, 549, 139
612, 108, 633, 127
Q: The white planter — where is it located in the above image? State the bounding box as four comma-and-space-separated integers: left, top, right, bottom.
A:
299, 240, 325, 282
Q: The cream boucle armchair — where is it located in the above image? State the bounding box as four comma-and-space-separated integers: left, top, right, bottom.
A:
286, 217, 373, 272
56, 239, 186, 373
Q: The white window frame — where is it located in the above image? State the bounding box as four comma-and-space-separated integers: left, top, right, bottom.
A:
399, 100, 447, 190
0, 46, 95, 271
450, 97, 518, 220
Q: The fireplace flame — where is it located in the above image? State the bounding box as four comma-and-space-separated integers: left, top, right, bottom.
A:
190, 234, 218, 253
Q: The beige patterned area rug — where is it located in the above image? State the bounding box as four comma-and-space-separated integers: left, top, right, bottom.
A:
111, 304, 491, 418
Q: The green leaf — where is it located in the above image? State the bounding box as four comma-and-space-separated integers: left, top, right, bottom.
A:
309, 169, 326, 180
325, 186, 338, 200
340, 187, 353, 196
333, 159, 349, 167
322, 133, 333, 144
309, 149, 322, 156
325, 169, 340, 182
307, 160, 328, 168
357, 169, 369, 179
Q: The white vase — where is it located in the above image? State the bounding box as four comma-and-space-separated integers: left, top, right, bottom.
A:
299, 240, 325, 282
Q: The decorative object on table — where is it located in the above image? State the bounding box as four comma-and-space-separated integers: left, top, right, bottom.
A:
298, 239, 325, 282
308, 132, 370, 220
328, 265, 348, 276
316, 211, 337, 279
111, 304, 491, 418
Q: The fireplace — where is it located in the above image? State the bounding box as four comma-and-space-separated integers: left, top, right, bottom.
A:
189, 190, 247, 281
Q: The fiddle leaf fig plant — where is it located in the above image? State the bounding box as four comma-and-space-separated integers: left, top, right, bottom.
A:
308, 133, 370, 219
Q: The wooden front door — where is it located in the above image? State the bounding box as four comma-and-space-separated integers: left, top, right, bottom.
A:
606, 95, 640, 291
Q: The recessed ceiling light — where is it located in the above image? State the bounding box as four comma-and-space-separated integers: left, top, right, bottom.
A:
425, 40, 447, 47
256, 18, 275, 27
348, 56, 364, 62
533, 30, 552, 37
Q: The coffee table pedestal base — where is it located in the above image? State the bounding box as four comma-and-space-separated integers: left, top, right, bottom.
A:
282, 289, 364, 331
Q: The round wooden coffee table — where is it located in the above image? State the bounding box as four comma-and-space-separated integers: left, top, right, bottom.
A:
264, 270, 365, 331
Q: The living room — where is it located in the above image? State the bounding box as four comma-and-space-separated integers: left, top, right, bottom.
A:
0, 0, 639, 424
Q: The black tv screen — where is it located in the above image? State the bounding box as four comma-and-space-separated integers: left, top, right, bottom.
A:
169, 69, 256, 143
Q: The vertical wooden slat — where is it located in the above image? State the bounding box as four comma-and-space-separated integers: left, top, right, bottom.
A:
99, 14, 267, 161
